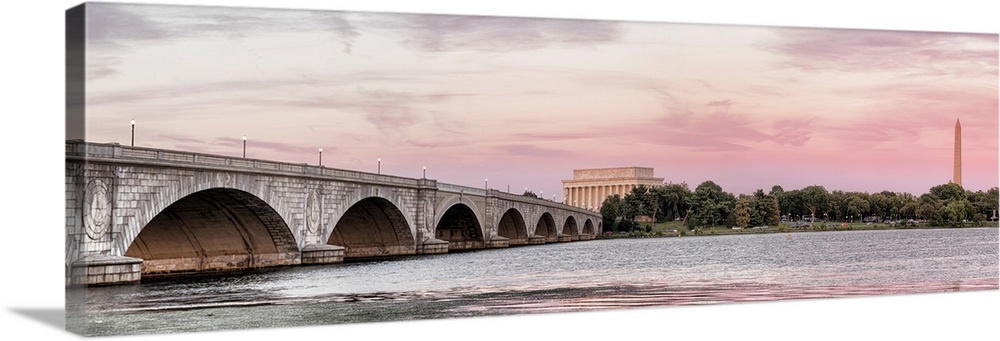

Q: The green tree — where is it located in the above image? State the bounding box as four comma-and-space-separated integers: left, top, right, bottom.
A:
749, 189, 779, 226
660, 183, 692, 221
900, 201, 919, 220
801, 185, 830, 223
967, 188, 999, 221
939, 200, 969, 226
770, 195, 781, 225
780, 189, 805, 220
691, 181, 722, 227
916, 202, 938, 221
869, 192, 890, 221
600, 195, 623, 232
846, 195, 870, 222
622, 185, 651, 222
929, 183, 966, 202
828, 191, 844, 221
734, 197, 752, 228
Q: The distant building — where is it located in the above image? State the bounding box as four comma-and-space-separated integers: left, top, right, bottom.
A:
562, 167, 664, 211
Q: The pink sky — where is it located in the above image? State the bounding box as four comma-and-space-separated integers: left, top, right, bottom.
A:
78, 2, 999, 199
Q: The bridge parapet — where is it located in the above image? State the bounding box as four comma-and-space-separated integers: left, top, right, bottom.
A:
437, 183, 486, 196
489, 189, 595, 216
432, 182, 595, 216
66, 140, 433, 188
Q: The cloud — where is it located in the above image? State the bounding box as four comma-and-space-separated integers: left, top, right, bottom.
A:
158, 134, 206, 144
213, 136, 321, 156
85, 3, 364, 76
706, 100, 734, 107
769, 118, 813, 146
87, 3, 362, 44
766, 27, 998, 75
512, 131, 595, 142
492, 144, 576, 159
388, 14, 621, 52
86, 3, 171, 46
616, 105, 822, 152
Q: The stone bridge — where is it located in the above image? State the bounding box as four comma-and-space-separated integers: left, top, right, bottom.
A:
65, 141, 602, 286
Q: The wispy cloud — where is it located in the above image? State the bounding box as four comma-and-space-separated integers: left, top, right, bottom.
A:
86, 3, 171, 45
213, 136, 321, 156
386, 14, 621, 52
769, 118, 813, 146
491, 144, 576, 159
706, 100, 734, 107
87, 3, 362, 45
766, 27, 998, 75
85, 3, 363, 76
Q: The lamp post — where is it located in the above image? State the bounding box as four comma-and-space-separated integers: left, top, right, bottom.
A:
485, 179, 488, 191
318, 148, 323, 166
422, 166, 426, 178
242, 135, 247, 158
130, 118, 135, 146
377, 158, 381, 174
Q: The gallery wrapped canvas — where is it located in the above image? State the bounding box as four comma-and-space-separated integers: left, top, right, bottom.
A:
59, 1, 997, 339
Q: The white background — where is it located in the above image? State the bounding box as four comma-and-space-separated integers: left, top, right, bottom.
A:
1, 1, 997, 340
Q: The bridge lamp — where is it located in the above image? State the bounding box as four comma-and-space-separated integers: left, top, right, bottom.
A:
423, 166, 426, 179
318, 148, 323, 166
130, 118, 135, 146
377, 158, 381, 174
242, 135, 247, 158
485, 179, 488, 190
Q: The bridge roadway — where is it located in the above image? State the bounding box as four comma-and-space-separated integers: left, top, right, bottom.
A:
65, 141, 602, 286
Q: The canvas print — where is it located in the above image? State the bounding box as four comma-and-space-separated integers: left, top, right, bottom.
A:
65, 2, 999, 337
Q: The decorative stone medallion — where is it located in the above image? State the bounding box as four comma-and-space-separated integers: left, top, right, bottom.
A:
83, 178, 112, 240
306, 190, 321, 233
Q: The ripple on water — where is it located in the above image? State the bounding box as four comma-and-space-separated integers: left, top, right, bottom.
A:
72, 228, 998, 336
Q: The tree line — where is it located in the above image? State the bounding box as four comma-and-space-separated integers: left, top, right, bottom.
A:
600, 181, 999, 232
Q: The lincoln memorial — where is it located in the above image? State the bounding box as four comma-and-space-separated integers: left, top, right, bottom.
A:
562, 167, 664, 211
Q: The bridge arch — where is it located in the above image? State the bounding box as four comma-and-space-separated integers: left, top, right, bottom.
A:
562, 216, 579, 238
583, 218, 596, 235
327, 196, 416, 259
496, 208, 529, 246
123, 187, 299, 274
534, 212, 558, 242
434, 203, 484, 250
434, 195, 486, 239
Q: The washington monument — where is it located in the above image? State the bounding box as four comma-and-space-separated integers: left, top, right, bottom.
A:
954, 118, 962, 187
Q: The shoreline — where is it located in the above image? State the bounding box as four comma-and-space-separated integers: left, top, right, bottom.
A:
595, 223, 1000, 240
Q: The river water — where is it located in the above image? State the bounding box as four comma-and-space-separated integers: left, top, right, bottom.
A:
67, 227, 998, 336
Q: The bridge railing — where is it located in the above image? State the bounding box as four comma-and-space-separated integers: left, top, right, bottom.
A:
490, 189, 597, 216
432, 180, 597, 216
67, 140, 430, 188
436, 183, 486, 196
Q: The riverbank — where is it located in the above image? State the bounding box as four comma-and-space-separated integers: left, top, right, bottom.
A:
596, 220, 1000, 239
